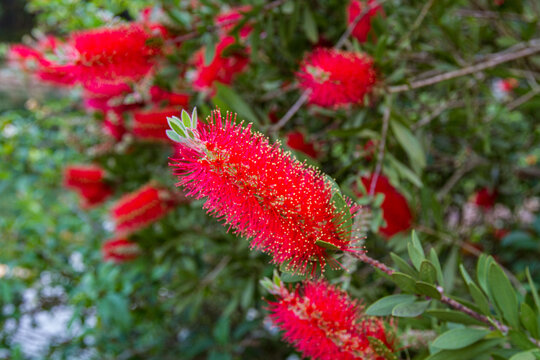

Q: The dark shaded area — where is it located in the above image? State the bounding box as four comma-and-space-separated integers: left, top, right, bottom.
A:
0, 0, 36, 42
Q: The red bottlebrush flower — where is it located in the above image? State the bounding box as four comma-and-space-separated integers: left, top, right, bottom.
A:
286, 131, 319, 159
215, 5, 253, 38
132, 107, 182, 141
169, 109, 358, 273
347, 0, 382, 43
70, 23, 163, 88
192, 35, 250, 93
472, 188, 497, 210
359, 175, 412, 238
267, 280, 396, 360
150, 86, 190, 107
102, 238, 140, 262
64, 164, 112, 208
296, 48, 376, 108
111, 184, 175, 235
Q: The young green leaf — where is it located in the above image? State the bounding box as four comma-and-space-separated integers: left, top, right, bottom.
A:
365, 294, 416, 316
432, 328, 490, 350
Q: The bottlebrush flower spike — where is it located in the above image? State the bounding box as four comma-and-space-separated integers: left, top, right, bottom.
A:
168, 108, 361, 274
347, 0, 383, 43
286, 131, 319, 159
102, 238, 140, 262
132, 107, 183, 142
64, 164, 112, 208
296, 48, 376, 108
70, 23, 163, 89
358, 175, 412, 238
111, 184, 175, 235
266, 280, 396, 360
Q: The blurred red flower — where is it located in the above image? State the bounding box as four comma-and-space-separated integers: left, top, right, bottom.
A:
296, 48, 376, 108
359, 175, 413, 238
111, 184, 175, 235
102, 238, 140, 262
64, 164, 112, 209
132, 107, 182, 142
286, 131, 319, 159
472, 187, 497, 210
347, 0, 383, 43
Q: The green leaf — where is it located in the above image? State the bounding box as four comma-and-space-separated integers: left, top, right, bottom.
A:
415, 281, 441, 300
477, 254, 492, 294
426, 309, 486, 326
387, 153, 423, 187
390, 252, 418, 277
391, 272, 418, 293
408, 230, 425, 270
488, 262, 519, 329
181, 109, 192, 128
468, 281, 491, 316
509, 350, 540, 360
166, 129, 182, 143
168, 116, 186, 137
426, 339, 503, 360
429, 248, 445, 285
508, 330, 538, 351
420, 260, 437, 284
365, 294, 416, 316
526, 268, 540, 313
213, 83, 260, 125
432, 328, 490, 350
315, 240, 340, 250
520, 302, 539, 339
213, 316, 230, 345
443, 247, 458, 293
392, 300, 431, 317
302, 6, 318, 43
390, 120, 426, 171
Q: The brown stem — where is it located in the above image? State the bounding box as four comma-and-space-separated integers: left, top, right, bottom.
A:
353, 252, 511, 335
388, 40, 540, 93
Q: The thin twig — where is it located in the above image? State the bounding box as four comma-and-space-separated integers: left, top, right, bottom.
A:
455, 9, 531, 22
270, 90, 311, 131
369, 104, 391, 195
397, 0, 435, 47
437, 154, 486, 200
388, 40, 540, 93
167, 0, 288, 44
507, 87, 540, 110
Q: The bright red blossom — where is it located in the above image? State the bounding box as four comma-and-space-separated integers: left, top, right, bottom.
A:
170, 110, 357, 273
268, 280, 395, 360
296, 48, 376, 108
102, 238, 140, 262
347, 0, 383, 43
215, 5, 253, 38
132, 108, 182, 141
70, 24, 163, 89
472, 187, 497, 209
192, 35, 250, 93
64, 164, 112, 208
111, 184, 175, 235
359, 175, 412, 238
286, 131, 319, 159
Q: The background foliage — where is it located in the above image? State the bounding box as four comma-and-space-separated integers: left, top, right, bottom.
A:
1, 0, 539, 359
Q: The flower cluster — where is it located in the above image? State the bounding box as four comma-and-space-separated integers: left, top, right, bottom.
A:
296, 48, 376, 108
267, 280, 396, 360
169, 109, 359, 273
64, 164, 112, 208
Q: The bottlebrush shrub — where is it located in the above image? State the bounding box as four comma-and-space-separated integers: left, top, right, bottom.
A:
296, 48, 376, 108
111, 184, 176, 235
102, 238, 141, 263
168, 109, 361, 274
64, 164, 112, 209
347, 0, 383, 43
358, 175, 412, 238
266, 279, 396, 360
